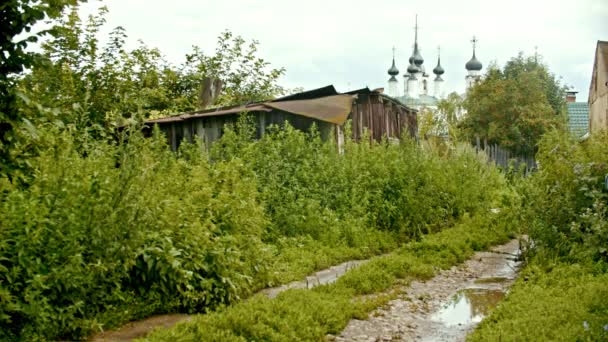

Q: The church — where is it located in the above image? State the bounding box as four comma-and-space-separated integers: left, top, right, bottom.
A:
386, 17, 483, 111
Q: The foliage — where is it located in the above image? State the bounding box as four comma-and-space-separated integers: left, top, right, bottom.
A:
17, 8, 285, 130
1, 0, 84, 176
216, 118, 507, 243
419, 92, 464, 141
503, 52, 567, 116
520, 130, 608, 264
470, 131, 608, 342
184, 31, 286, 107
0, 0, 82, 98
0, 113, 511, 339
0, 126, 270, 340
142, 213, 515, 342
417, 107, 442, 139
469, 262, 608, 341
460, 53, 566, 155
437, 92, 465, 141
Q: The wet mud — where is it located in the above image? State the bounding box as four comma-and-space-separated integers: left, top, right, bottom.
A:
334, 238, 522, 342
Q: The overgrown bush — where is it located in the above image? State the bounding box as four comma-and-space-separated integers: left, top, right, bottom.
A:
215, 118, 506, 243
522, 130, 608, 264
0, 126, 269, 340
0, 117, 509, 340
142, 211, 515, 342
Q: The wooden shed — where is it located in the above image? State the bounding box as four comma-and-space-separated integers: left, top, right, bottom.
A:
145, 85, 417, 151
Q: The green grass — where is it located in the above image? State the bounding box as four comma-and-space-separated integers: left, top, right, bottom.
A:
266, 229, 398, 285
141, 213, 514, 341
468, 261, 608, 341
473, 277, 510, 284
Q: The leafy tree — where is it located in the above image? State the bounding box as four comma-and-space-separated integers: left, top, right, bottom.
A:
1, 0, 84, 175
19, 6, 177, 128
436, 92, 465, 141
503, 52, 567, 116
460, 54, 566, 155
419, 92, 464, 142
184, 30, 286, 107
18, 10, 286, 128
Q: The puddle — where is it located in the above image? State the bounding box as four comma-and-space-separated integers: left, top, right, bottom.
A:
334, 238, 524, 342
431, 288, 505, 326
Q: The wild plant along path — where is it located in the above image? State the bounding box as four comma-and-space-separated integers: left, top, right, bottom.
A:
91, 239, 521, 341
331, 238, 522, 342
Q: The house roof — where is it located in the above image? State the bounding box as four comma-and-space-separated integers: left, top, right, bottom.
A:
567, 102, 589, 137
395, 94, 439, 107
146, 85, 415, 126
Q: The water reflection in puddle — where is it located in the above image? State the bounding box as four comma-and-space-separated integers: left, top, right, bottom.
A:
431, 289, 505, 326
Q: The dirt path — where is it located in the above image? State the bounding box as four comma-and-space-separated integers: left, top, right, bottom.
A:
90, 314, 191, 342
89, 258, 372, 341
332, 239, 522, 342
90, 240, 521, 341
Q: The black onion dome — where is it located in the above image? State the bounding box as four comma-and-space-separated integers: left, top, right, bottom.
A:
407, 61, 419, 74
433, 57, 445, 75
413, 45, 424, 66
388, 58, 399, 76
465, 52, 482, 71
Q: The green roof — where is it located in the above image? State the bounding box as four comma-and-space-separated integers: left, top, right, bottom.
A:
395, 94, 439, 107
567, 102, 589, 137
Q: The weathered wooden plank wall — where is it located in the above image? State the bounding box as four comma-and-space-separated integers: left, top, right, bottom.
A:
157, 111, 335, 151
152, 92, 417, 151
350, 93, 417, 142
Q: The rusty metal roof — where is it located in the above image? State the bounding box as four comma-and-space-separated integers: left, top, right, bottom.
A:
146, 105, 271, 124
147, 94, 356, 125
265, 95, 353, 125
146, 85, 415, 125
189, 105, 271, 119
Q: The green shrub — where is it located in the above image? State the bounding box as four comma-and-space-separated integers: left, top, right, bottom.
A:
0, 118, 510, 340
142, 211, 514, 342
0, 127, 269, 340
469, 262, 608, 341
522, 130, 608, 263
216, 119, 506, 244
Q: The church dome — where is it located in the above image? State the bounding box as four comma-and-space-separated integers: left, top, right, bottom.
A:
465, 53, 482, 71
413, 46, 424, 66
407, 61, 420, 74
433, 58, 444, 75
388, 58, 399, 76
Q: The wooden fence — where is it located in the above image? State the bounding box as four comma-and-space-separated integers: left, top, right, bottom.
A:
479, 144, 536, 175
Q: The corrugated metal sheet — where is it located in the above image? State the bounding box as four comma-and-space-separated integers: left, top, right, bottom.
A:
146, 105, 271, 124
146, 95, 355, 125
265, 95, 353, 125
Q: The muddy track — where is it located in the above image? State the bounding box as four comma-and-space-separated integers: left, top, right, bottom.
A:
91, 240, 521, 341
90, 258, 373, 341
332, 239, 522, 342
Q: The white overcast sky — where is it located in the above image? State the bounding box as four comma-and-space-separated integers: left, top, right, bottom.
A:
78, 0, 608, 101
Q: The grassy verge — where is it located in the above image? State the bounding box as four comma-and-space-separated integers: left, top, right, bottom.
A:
468, 261, 608, 341
141, 212, 514, 341
266, 229, 398, 285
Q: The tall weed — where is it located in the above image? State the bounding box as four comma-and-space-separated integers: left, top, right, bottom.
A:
0, 127, 268, 340
0, 118, 509, 340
